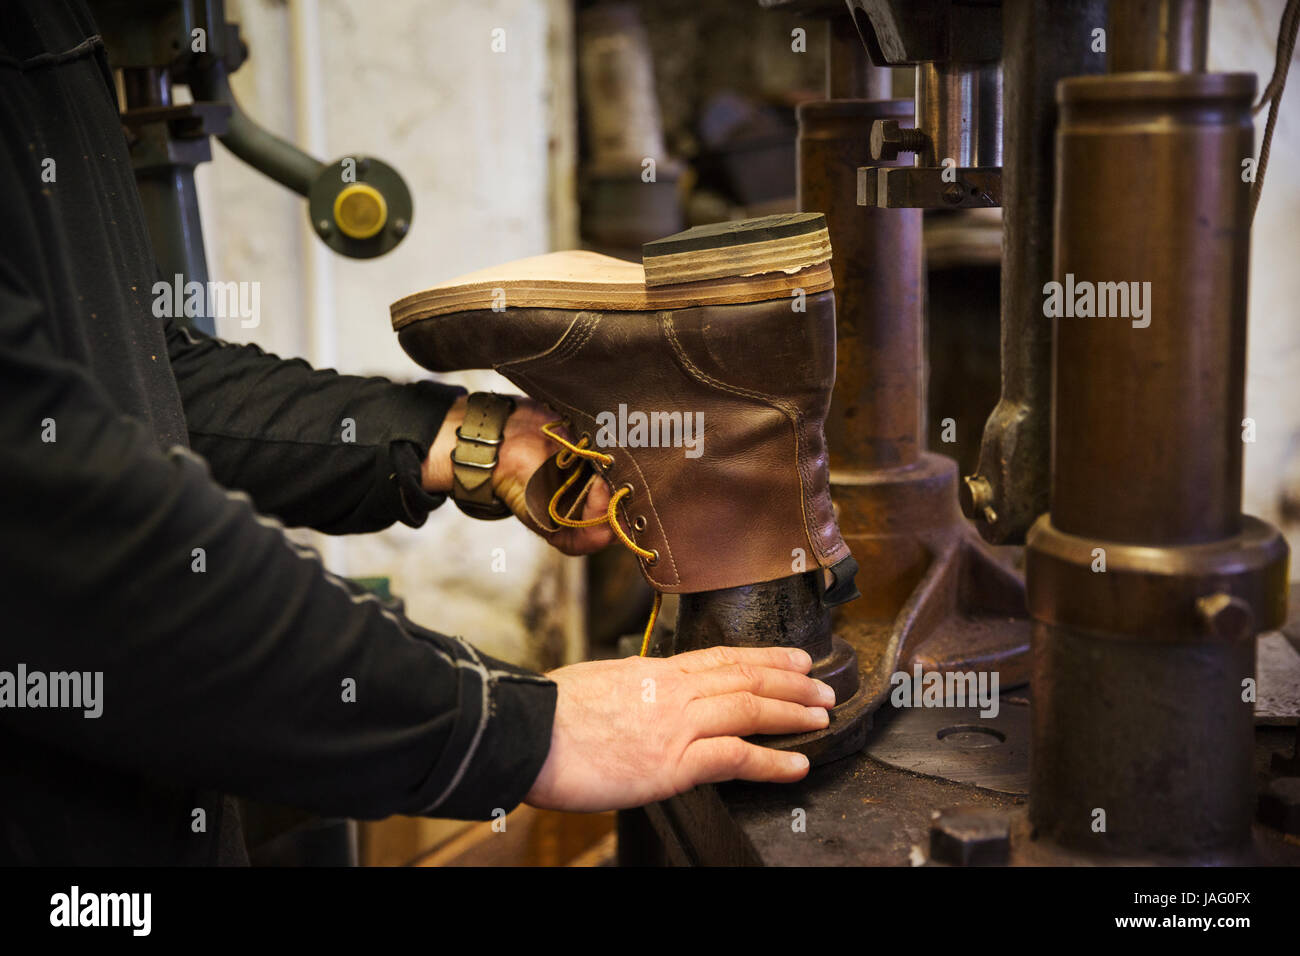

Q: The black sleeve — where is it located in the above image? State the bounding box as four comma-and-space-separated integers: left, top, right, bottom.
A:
165, 318, 465, 534
0, 262, 555, 821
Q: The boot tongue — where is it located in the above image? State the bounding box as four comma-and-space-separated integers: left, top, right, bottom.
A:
523, 453, 602, 533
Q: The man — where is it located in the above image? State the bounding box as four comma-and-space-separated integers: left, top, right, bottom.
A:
0, 0, 833, 864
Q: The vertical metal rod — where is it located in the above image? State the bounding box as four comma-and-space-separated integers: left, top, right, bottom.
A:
963, 0, 1108, 542
122, 66, 215, 336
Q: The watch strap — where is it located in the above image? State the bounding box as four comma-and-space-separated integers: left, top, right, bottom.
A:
451, 392, 516, 520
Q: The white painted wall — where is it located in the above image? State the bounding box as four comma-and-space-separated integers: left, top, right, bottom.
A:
1211, 0, 1300, 565
198, 0, 583, 668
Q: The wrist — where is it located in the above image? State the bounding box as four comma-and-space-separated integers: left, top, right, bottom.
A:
422, 394, 467, 493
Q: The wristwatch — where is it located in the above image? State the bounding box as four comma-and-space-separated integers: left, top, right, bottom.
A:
450, 391, 516, 520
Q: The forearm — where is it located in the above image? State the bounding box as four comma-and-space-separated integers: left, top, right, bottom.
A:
166, 318, 464, 533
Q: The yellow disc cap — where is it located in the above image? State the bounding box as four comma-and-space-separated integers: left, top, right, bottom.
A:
333, 183, 388, 240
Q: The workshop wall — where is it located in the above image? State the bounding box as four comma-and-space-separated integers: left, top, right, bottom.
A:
196, 0, 584, 673
1214, 0, 1300, 563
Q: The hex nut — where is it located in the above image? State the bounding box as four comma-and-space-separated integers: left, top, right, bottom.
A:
929, 808, 1011, 866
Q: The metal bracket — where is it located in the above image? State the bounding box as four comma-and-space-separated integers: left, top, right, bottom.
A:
858, 164, 1002, 208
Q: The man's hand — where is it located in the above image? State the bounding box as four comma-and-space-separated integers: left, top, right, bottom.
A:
423, 394, 614, 555
524, 646, 835, 812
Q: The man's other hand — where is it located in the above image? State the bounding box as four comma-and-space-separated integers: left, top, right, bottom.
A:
524, 646, 835, 812
424, 394, 614, 555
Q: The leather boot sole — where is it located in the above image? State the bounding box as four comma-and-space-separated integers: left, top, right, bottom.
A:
391, 212, 832, 329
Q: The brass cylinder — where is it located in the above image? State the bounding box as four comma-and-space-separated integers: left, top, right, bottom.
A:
1029, 70, 1269, 859
1051, 72, 1255, 545
1108, 0, 1210, 73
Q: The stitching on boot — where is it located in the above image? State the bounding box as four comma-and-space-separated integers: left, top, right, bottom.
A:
660, 313, 828, 565
489, 309, 596, 372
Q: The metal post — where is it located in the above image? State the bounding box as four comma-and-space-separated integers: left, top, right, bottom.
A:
1028, 69, 1288, 858
962, 0, 1107, 542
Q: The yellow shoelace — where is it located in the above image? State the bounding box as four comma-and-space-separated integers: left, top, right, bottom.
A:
541, 420, 662, 656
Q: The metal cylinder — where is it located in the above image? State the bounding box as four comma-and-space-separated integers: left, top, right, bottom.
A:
122, 66, 171, 108
1028, 71, 1271, 858
798, 98, 922, 472
976, 66, 1003, 167
913, 62, 1003, 168
1052, 73, 1255, 545
1030, 620, 1256, 857
1108, 0, 1210, 73
915, 62, 976, 167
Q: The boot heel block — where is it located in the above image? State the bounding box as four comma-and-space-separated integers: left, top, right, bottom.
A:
641, 212, 832, 289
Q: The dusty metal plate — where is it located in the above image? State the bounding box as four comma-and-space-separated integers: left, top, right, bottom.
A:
864, 698, 1029, 795
1258, 631, 1300, 726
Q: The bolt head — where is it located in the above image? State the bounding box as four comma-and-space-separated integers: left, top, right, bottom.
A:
930, 808, 1011, 866
1258, 777, 1300, 835
870, 119, 904, 161
1195, 592, 1254, 641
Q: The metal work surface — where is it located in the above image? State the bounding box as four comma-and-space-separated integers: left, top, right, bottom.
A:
626, 600, 1300, 866
865, 701, 1029, 795
625, 702, 1300, 867
1261, 633, 1300, 725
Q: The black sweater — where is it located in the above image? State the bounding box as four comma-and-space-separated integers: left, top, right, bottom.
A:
0, 0, 555, 865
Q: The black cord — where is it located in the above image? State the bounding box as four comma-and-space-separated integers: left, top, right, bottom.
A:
1252, 0, 1300, 221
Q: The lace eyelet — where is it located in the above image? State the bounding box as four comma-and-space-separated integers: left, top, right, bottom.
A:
633, 515, 647, 532
645, 550, 659, 566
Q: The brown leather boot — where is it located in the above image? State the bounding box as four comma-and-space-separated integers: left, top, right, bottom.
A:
391, 213, 857, 602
